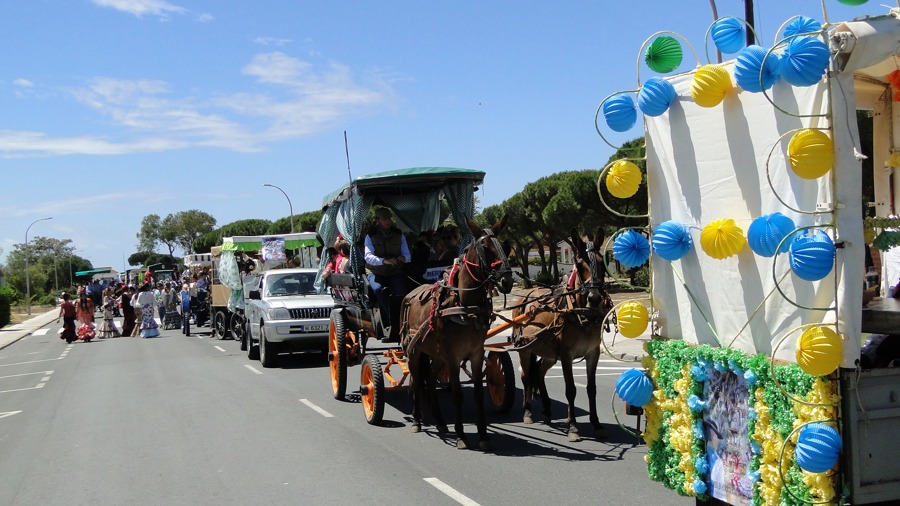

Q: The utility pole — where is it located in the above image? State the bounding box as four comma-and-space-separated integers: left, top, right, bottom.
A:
745, 0, 755, 46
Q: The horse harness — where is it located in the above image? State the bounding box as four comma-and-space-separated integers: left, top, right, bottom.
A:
402, 228, 511, 353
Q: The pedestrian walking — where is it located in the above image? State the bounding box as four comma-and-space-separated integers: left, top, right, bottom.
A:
120, 286, 136, 337
135, 283, 161, 338
56, 293, 77, 344
96, 295, 121, 338
179, 283, 191, 336
155, 282, 166, 322
75, 291, 96, 342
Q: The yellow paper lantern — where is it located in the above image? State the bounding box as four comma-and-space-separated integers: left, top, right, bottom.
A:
700, 218, 746, 259
606, 160, 642, 199
617, 301, 649, 338
788, 129, 833, 179
690, 64, 733, 108
796, 325, 842, 376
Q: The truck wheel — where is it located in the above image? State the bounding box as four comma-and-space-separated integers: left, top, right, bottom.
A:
247, 322, 259, 360
486, 351, 516, 414
232, 314, 247, 350
260, 326, 279, 368
361, 354, 385, 425
329, 311, 348, 400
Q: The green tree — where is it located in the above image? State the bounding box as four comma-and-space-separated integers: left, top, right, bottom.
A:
137, 214, 162, 253
175, 210, 216, 254
2, 237, 89, 297
266, 210, 323, 235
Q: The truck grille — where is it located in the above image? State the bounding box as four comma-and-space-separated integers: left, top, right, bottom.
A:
288, 307, 331, 320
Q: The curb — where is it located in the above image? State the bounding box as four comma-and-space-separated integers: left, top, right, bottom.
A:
0, 309, 59, 350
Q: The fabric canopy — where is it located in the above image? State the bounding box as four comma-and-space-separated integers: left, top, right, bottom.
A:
74, 268, 111, 276
219, 232, 321, 252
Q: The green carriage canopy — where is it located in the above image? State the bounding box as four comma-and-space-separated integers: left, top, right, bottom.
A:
74, 268, 111, 277
219, 232, 321, 252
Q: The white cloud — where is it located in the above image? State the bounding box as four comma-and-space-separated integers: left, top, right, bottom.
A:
254, 37, 292, 47
13, 79, 33, 88
197, 13, 213, 23
92, 0, 186, 18
0, 53, 392, 158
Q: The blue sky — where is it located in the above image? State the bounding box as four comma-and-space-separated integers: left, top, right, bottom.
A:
0, 0, 879, 272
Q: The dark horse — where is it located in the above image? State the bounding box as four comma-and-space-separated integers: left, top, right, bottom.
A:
400, 217, 513, 451
512, 227, 611, 442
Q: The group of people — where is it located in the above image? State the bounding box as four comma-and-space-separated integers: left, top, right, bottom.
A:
56, 275, 207, 342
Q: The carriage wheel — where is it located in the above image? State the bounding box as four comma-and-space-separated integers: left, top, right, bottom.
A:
232, 314, 247, 350
213, 311, 229, 340
329, 311, 348, 400
360, 354, 385, 425
485, 351, 516, 414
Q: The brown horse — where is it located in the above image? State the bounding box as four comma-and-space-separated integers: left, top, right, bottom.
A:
512, 227, 611, 442
400, 217, 513, 451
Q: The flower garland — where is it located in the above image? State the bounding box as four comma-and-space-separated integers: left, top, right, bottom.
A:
643, 339, 840, 505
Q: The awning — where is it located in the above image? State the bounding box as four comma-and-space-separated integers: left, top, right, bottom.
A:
74, 269, 111, 277
220, 232, 321, 252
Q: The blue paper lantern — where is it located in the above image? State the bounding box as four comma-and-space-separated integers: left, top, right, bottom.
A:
795, 423, 842, 473
734, 45, 781, 93
615, 368, 654, 407
784, 16, 822, 38
747, 212, 796, 257
613, 229, 650, 268
780, 36, 829, 87
638, 77, 677, 117
789, 230, 835, 281
652, 220, 693, 261
603, 94, 637, 132
711, 17, 745, 54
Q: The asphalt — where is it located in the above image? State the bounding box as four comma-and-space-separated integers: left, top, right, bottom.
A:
2, 296, 652, 361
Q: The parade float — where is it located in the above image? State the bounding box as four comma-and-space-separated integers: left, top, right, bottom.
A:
597, 2, 900, 504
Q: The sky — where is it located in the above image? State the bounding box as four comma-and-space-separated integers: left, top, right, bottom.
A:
0, 0, 882, 273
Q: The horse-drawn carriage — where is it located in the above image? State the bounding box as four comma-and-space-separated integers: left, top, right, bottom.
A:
318, 167, 524, 448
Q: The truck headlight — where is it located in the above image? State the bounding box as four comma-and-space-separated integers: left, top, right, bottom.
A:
267, 308, 291, 320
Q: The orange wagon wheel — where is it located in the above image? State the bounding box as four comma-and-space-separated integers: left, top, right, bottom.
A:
329, 310, 348, 400
360, 354, 385, 425
485, 351, 516, 414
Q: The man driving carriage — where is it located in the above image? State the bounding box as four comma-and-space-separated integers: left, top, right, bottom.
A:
364, 207, 411, 333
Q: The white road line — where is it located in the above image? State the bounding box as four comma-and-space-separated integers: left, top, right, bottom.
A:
0, 358, 63, 368
0, 385, 48, 394
543, 373, 623, 379
244, 365, 263, 375
0, 411, 22, 419
32, 329, 49, 336
214, 346, 226, 352
423, 477, 480, 506
0, 371, 53, 380
299, 399, 334, 418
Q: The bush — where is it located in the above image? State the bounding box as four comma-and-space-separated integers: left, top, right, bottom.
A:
37, 294, 58, 306
0, 286, 17, 327
632, 266, 650, 287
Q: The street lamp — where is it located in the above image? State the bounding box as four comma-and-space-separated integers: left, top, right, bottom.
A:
25, 217, 52, 315
263, 183, 294, 233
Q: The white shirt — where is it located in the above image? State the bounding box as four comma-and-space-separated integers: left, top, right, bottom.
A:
136, 291, 156, 308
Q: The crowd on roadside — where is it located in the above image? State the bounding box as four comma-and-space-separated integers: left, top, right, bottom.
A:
56, 270, 212, 343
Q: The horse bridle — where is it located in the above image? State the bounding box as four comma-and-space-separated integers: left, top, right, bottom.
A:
461, 228, 511, 289
573, 240, 604, 307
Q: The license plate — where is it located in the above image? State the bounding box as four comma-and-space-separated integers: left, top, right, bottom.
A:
301, 324, 328, 332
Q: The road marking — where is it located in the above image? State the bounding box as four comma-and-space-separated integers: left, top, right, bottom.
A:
423, 477, 480, 506
0, 357, 63, 368
244, 365, 263, 375
0, 411, 22, 419
214, 346, 226, 352
0, 371, 53, 380
299, 399, 334, 418
544, 373, 624, 380
0, 385, 48, 394
33, 329, 49, 336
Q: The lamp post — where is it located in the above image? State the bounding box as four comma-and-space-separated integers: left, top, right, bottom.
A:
263, 183, 294, 233
24, 217, 52, 315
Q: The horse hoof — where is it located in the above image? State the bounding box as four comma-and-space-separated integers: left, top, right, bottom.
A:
479, 440, 493, 452
437, 424, 448, 434
542, 416, 552, 425
410, 423, 421, 434
568, 431, 582, 443
523, 415, 534, 425
456, 438, 469, 450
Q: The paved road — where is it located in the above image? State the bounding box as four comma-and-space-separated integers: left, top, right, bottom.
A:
0, 315, 690, 506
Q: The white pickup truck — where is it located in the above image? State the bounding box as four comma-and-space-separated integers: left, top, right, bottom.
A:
245, 267, 334, 367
